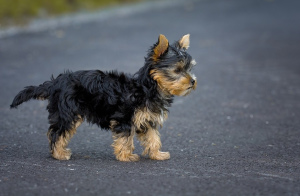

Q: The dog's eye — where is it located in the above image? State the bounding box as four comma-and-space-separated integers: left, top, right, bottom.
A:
174, 67, 182, 73
186, 64, 193, 71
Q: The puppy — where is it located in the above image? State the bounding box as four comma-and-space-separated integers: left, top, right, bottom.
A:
11, 34, 197, 161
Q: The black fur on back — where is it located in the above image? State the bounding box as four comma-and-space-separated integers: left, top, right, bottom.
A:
10, 65, 173, 139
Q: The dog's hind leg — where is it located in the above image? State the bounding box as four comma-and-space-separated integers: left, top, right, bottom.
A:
47, 116, 83, 160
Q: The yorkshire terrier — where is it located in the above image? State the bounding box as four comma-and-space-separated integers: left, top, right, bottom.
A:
10, 34, 197, 161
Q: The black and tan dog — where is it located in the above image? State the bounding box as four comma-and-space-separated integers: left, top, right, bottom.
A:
10, 34, 197, 161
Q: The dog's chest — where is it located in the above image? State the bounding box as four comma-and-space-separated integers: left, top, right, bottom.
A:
132, 107, 168, 131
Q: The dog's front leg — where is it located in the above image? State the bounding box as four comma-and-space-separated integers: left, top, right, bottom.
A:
111, 132, 140, 162
137, 128, 170, 160
110, 121, 139, 162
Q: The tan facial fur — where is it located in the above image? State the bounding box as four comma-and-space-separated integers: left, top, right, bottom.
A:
150, 69, 194, 96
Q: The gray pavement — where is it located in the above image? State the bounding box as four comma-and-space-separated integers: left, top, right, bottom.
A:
1, 0, 300, 195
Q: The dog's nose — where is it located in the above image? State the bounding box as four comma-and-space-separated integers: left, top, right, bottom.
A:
191, 79, 195, 86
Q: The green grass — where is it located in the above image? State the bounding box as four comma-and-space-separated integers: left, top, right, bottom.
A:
0, 0, 141, 26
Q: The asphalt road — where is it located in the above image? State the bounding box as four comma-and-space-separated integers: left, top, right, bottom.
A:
1, 0, 300, 195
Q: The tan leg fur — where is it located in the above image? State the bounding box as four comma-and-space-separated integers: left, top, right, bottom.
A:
110, 121, 139, 162
50, 117, 83, 160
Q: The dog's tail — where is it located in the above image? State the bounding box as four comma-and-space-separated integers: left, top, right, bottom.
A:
10, 81, 52, 108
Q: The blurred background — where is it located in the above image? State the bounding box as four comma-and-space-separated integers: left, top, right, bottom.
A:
1, 0, 300, 195
0, 0, 141, 27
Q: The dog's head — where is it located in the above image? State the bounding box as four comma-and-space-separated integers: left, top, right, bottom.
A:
146, 34, 197, 96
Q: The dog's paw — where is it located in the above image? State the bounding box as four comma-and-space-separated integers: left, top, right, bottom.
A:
116, 153, 140, 162
52, 148, 72, 160
149, 151, 170, 160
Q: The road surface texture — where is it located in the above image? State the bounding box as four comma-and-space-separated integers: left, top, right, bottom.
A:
1, 0, 300, 195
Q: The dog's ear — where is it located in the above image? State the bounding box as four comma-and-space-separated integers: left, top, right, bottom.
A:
178, 34, 190, 50
152, 34, 169, 60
